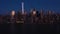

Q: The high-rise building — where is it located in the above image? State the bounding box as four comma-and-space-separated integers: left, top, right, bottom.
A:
16, 2, 25, 24
11, 10, 15, 16
40, 9, 44, 18
30, 8, 38, 24
10, 10, 15, 23
22, 2, 24, 14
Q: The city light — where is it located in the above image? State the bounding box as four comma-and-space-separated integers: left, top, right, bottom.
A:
32, 11, 36, 15
11, 10, 15, 16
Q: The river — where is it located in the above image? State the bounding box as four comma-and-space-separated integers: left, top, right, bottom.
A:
0, 23, 59, 34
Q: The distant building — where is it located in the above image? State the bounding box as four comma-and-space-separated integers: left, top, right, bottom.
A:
30, 8, 38, 24
0, 15, 3, 24
10, 10, 16, 23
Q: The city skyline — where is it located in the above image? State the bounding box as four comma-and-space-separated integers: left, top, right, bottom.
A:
0, 0, 60, 15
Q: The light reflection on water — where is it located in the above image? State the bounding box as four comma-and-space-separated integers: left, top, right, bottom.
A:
0, 23, 60, 34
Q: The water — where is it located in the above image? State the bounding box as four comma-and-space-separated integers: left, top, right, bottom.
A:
0, 23, 59, 34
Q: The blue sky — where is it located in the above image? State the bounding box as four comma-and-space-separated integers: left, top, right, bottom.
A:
0, 0, 60, 15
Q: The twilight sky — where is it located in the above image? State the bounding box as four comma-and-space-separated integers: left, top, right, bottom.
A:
0, 0, 60, 15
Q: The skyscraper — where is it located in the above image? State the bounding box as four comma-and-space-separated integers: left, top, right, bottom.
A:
10, 10, 15, 23
22, 2, 24, 14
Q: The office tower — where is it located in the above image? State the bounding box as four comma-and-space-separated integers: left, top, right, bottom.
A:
31, 8, 37, 16
48, 10, 54, 24
56, 13, 60, 23
40, 9, 44, 19
11, 10, 15, 16
30, 8, 37, 24
39, 9, 44, 24
17, 2, 25, 24
22, 2, 24, 14
0, 16, 3, 24
47, 10, 52, 15
10, 10, 15, 23
32, 11, 36, 16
